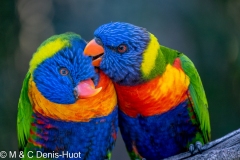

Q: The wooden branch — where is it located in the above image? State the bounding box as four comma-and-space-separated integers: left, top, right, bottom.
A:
165, 128, 240, 160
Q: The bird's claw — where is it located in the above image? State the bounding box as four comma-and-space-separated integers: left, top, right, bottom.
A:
189, 144, 195, 154
195, 141, 203, 153
189, 141, 203, 154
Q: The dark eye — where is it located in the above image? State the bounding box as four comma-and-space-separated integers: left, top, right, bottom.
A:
117, 44, 127, 53
59, 67, 69, 76
95, 37, 103, 46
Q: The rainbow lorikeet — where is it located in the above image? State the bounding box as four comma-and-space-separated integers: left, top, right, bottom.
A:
84, 22, 211, 159
17, 32, 118, 160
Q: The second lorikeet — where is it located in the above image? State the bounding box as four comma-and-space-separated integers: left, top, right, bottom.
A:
17, 32, 118, 160
84, 22, 211, 159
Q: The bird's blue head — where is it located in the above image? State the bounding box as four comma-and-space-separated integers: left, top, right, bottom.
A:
30, 33, 101, 104
84, 22, 152, 85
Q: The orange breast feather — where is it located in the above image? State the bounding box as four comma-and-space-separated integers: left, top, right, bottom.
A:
29, 71, 117, 122
115, 64, 190, 117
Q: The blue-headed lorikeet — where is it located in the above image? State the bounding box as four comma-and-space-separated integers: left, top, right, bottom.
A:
17, 32, 118, 160
84, 22, 211, 159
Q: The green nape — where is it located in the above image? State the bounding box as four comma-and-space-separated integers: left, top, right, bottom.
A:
17, 72, 33, 149
29, 32, 82, 73
160, 45, 180, 65
37, 32, 81, 50
141, 45, 180, 81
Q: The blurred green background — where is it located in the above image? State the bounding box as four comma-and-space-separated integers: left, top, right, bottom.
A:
1, 0, 240, 159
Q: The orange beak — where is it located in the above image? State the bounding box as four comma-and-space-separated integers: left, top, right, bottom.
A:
84, 39, 104, 66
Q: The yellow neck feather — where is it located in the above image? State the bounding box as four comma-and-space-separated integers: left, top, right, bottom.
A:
141, 33, 160, 77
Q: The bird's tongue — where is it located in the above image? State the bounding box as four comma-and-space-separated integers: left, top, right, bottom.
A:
76, 79, 102, 99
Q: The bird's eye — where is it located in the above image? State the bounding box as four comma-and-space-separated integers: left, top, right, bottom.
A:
117, 44, 127, 53
59, 67, 69, 76
95, 37, 103, 46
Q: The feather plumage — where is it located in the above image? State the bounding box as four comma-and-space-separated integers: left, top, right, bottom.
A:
17, 33, 118, 160
84, 22, 211, 159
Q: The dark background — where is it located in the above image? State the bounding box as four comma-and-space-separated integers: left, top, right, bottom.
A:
1, 1, 240, 159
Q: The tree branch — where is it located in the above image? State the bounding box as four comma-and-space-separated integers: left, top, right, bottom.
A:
165, 128, 240, 160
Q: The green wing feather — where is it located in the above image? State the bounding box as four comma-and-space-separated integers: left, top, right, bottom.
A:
17, 71, 33, 149
160, 45, 211, 143
179, 54, 211, 143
